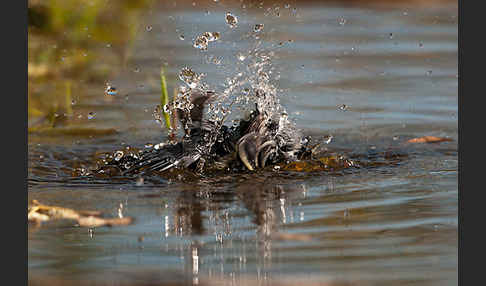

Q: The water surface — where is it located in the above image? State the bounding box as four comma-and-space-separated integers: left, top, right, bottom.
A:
28, 1, 457, 285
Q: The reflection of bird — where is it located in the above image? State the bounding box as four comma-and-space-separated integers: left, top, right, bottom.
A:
98, 89, 308, 176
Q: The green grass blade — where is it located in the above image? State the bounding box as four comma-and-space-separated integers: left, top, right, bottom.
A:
160, 67, 171, 130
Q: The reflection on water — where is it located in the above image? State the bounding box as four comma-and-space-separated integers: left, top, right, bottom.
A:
28, 0, 457, 285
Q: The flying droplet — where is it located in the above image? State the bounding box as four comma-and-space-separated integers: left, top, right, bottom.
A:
153, 105, 163, 124
237, 52, 246, 61
203, 31, 220, 42
324, 135, 333, 144
179, 67, 200, 88
343, 208, 350, 219
225, 12, 238, 28
254, 24, 264, 32
193, 35, 208, 50
105, 85, 117, 96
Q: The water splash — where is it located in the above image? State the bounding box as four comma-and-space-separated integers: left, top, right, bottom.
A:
168, 17, 303, 163
179, 67, 204, 89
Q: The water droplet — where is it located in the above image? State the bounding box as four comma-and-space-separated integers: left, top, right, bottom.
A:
343, 208, 350, 219
146, 25, 153, 32
193, 35, 208, 50
237, 52, 246, 61
153, 105, 162, 124
203, 31, 220, 42
259, 71, 269, 81
179, 67, 201, 88
179, 34, 185, 40
324, 135, 333, 144
114, 150, 124, 161
254, 24, 264, 32
163, 103, 171, 113
154, 143, 166, 150
225, 12, 238, 28
87, 112, 95, 120
231, 119, 240, 127
105, 85, 118, 96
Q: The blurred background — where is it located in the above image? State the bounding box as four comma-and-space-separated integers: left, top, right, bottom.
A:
28, 0, 457, 285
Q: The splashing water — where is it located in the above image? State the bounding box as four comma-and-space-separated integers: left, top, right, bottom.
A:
179, 67, 204, 89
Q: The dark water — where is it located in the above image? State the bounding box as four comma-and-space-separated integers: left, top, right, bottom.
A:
28, 1, 457, 285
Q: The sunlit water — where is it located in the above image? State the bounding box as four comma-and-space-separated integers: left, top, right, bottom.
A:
28, 2, 457, 285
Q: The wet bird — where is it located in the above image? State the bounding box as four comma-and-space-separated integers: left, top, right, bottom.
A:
97, 89, 309, 176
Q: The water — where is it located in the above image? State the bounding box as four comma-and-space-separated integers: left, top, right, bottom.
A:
28, 1, 457, 285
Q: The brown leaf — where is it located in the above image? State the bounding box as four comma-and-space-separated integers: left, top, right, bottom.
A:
406, 136, 453, 144
28, 200, 133, 228
77, 216, 133, 227
272, 232, 314, 242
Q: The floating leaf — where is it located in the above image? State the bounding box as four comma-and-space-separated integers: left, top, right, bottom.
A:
28, 200, 133, 227
406, 136, 453, 144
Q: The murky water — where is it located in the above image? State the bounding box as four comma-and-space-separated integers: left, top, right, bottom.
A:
28, 1, 457, 285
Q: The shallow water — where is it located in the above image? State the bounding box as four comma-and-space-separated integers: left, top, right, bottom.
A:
28, 1, 457, 285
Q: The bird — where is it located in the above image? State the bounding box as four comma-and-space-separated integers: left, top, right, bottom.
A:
96, 89, 309, 177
